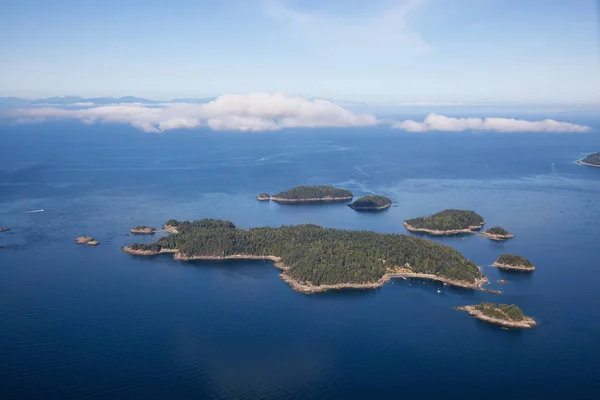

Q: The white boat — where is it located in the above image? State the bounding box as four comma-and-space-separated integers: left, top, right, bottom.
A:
437, 288, 441, 294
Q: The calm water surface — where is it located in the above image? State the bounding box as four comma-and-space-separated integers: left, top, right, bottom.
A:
1, 122, 600, 399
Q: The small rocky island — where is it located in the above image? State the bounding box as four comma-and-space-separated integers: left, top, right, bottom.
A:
75, 236, 99, 246
492, 254, 535, 272
256, 193, 271, 201
578, 152, 600, 168
0, 227, 9, 233
456, 302, 536, 329
130, 225, 158, 234
123, 218, 491, 294
270, 186, 353, 203
481, 226, 514, 241
347, 195, 392, 211
404, 209, 485, 235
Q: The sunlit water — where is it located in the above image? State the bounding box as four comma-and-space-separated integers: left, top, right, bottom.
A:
1, 121, 600, 399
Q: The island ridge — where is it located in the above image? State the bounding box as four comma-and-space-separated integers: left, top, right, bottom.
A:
122, 218, 490, 294
492, 254, 535, 271
578, 153, 600, 168
347, 195, 392, 210
130, 225, 158, 234
481, 226, 514, 241
404, 209, 485, 235
456, 302, 536, 328
270, 186, 353, 203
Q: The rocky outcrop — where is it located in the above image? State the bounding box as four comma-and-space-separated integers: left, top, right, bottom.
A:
455, 306, 537, 329
403, 222, 485, 236
75, 236, 99, 245
130, 226, 158, 234
492, 262, 535, 272
270, 196, 353, 203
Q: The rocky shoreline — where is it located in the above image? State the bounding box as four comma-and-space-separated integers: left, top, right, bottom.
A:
256, 194, 271, 201
492, 262, 535, 272
122, 246, 497, 294
403, 222, 485, 236
75, 236, 99, 246
270, 196, 353, 203
348, 203, 392, 211
577, 160, 600, 168
455, 306, 537, 329
163, 224, 179, 234
480, 232, 514, 241
130, 227, 158, 234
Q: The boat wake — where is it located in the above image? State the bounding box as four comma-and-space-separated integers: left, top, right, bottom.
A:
23, 209, 44, 213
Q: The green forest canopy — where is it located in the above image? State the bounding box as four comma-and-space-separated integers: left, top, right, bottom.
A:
405, 209, 484, 230
474, 302, 525, 321
581, 153, 600, 165
272, 186, 353, 200
129, 219, 483, 286
497, 254, 534, 267
348, 195, 392, 209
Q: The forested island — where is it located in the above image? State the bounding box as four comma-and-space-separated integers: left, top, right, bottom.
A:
481, 226, 514, 241
347, 195, 392, 211
456, 302, 536, 328
122, 218, 491, 293
257, 193, 271, 201
75, 236, 99, 246
404, 209, 485, 235
492, 254, 535, 271
578, 153, 600, 167
130, 225, 158, 234
270, 186, 353, 203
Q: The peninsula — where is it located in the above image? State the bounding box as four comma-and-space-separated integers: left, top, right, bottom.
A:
130, 225, 158, 234
0, 227, 9, 233
492, 254, 535, 272
270, 186, 353, 203
75, 236, 99, 246
347, 195, 392, 211
578, 152, 600, 168
480, 226, 514, 241
123, 218, 490, 294
257, 193, 271, 201
404, 209, 485, 235
456, 302, 536, 329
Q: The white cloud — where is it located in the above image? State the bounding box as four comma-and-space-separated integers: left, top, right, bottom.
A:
9, 93, 379, 132
394, 113, 590, 133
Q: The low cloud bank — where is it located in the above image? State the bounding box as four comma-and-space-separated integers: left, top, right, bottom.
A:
8, 96, 591, 133
9, 93, 379, 132
394, 113, 590, 133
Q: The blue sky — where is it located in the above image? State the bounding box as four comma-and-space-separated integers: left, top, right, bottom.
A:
2, 0, 599, 103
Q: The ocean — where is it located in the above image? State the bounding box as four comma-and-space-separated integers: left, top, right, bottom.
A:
1, 119, 600, 399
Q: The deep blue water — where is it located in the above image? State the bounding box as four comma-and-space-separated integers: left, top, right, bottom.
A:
1, 121, 600, 399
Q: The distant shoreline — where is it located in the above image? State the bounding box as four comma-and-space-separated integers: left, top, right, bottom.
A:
122, 246, 497, 294
403, 222, 485, 236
